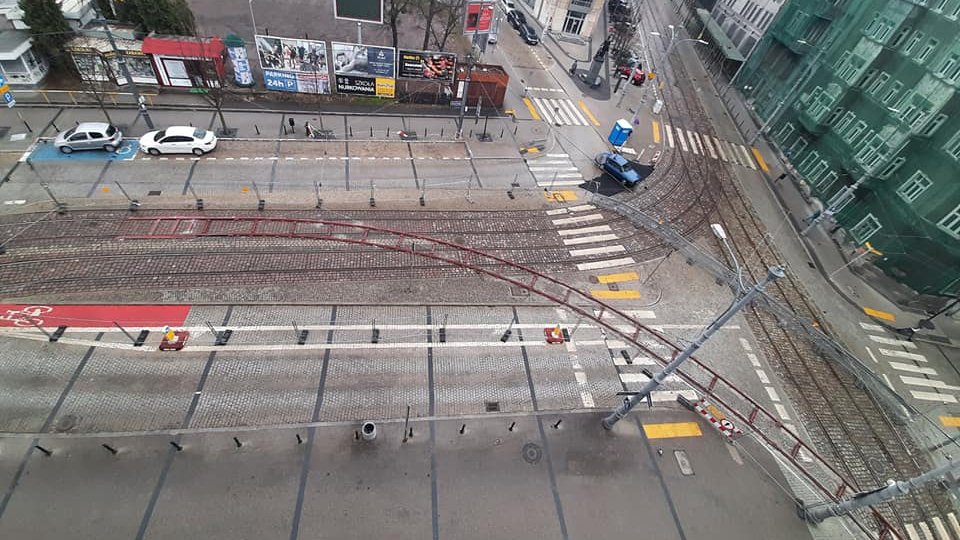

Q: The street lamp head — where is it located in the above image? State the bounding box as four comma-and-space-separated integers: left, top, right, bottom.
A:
650, 31, 662, 36
710, 223, 728, 240
668, 24, 674, 29
695, 39, 709, 45
796, 39, 808, 45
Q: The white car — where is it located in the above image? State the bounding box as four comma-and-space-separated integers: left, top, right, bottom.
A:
139, 126, 218, 156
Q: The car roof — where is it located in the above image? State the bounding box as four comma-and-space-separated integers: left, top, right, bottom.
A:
610, 154, 630, 165
76, 122, 112, 131
163, 126, 203, 137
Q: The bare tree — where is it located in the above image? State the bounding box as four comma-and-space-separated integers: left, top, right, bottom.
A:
430, 0, 465, 51
192, 43, 233, 136
386, 0, 415, 49
417, 0, 440, 50
75, 54, 114, 124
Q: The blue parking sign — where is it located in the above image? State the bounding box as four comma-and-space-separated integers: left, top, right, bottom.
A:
3, 92, 14, 107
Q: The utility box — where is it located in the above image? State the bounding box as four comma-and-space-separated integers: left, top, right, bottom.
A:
608, 119, 633, 146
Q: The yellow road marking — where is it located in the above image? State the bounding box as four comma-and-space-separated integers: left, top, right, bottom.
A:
241, 187, 251, 193
597, 272, 639, 284
652, 120, 661, 144
863, 307, 896, 322
940, 416, 960, 427
643, 422, 703, 439
524, 147, 541, 154
591, 290, 641, 299
578, 100, 601, 126
100, 187, 110, 193
522, 97, 541, 121
545, 190, 578, 202
751, 147, 769, 173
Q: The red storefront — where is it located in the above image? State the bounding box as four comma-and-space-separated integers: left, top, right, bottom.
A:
142, 35, 225, 88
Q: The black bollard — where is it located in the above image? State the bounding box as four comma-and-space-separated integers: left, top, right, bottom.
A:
370, 126, 373, 137
459, 424, 466, 434
255, 124, 260, 135
508, 422, 516, 431
423, 127, 427, 138
355, 431, 360, 440
441, 127, 444, 137
552, 419, 562, 429
408, 427, 413, 439
233, 437, 242, 448
23, 120, 32, 133
500, 128, 504, 138
34, 445, 52, 456
513, 126, 518, 135
170, 441, 183, 451
296, 434, 303, 444
349, 126, 353, 137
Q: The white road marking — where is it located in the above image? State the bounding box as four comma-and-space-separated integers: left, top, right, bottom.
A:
878, 348, 927, 362
569, 245, 626, 257
736, 144, 757, 169
774, 403, 791, 421
882, 373, 894, 389
552, 214, 603, 226
765, 387, 780, 402
918, 523, 932, 540
546, 208, 570, 215
613, 356, 657, 366
546, 153, 569, 157
747, 353, 761, 367
692, 132, 705, 155
756, 369, 769, 384
701, 134, 717, 159
712, 136, 727, 161
859, 322, 885, 331
574, 372, 588, 384
576, 257, 635, 271
568, 204, 595, 212
664, 124, 675, 148
563, 234, 620, 246
904, 523, 921, 540
869, 335, 918, 348
674, 128, 688, 152
865, 347, 879, 363
624, 310, 656, 319
726, 443, 744, 465
932, 517, 949, 540
560, 98, 589, 125
739, 337, 752, 351
888, 362, 937, 375
557, 225, 613, 236
910, 390, 957, 403
947, 513, 960, 538
900, 376, 960, 391
537, 180, 583, 187
579, 391, 596, 408
686, 130, 700, 155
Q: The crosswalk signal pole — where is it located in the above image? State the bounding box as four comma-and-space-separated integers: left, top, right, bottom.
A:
602, 265, 784, 429
456, 1, 489, 139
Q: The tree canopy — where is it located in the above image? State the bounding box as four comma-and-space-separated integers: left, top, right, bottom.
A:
114, 0, 197, 36
18, 0, 74, 62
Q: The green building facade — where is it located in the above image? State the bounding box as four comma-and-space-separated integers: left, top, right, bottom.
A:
738, 0, 960, 295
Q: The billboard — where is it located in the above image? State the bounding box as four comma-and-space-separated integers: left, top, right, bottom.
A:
334, 0, 383, 23
464, 2, 494, 33
332, 42, 396, 97
255, 35, 330, 94
398, 50, 457, 81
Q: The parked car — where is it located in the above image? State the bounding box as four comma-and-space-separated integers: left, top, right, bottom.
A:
139, 126, 218, 156
595, 152, 641, 187
507, 9, 526, 30
499, 0, 516, 12
519, 24, 539, 45
53, 122, 123, 154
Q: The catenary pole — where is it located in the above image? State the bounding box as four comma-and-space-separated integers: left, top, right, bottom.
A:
803, 460, 959, 523
456, 0, 489, 138
602, 265, 785, 429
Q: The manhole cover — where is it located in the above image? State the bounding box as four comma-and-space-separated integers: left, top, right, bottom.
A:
510, 287, 529, 297
522, 442, 542, 464
609, 283, 620, 291
55, 414, 78, 432
674, 449, 695, 476
485, 401, 500, 412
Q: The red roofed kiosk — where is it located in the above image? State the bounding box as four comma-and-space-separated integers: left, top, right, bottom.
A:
142, 35, 225, 88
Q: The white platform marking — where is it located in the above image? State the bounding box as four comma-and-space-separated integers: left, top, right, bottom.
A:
765, 387, 781, 402
910, 391, 957, 403
900, 376, 960, 391
562, 234, 619, 245
569, 245, 626, 257
552, 214, 603, 226
557, 225, 612, 236
878, 348, 927, 362
869, 335, 918, 348
888, 362, 937, 375
576, 257, 635, 271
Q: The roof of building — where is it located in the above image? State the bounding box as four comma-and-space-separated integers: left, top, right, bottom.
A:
64, 35, 143, 54
0, 30, 32, 60
696, 8, 746, 62
142, 35, 224, 58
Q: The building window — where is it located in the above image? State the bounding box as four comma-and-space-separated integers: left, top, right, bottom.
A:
903, 32, 924, 55
570, 0, 593, 8
938, 204, 960, 239
897, 171, 932, 203
834, 111, 856, 132
916, 39, 939, 63
944, 131, 960, 160
851, 214, 882, 243
920, 114, 948, 137
826, 107, 845, 125
867, 73, 889, 94
818, 170, 839, 191
936, 53, 959, 78
562, 10, 586, 34
890, 27, 911, 48
845, 121, 868, 143
881, 81, 903, 104
809, 160, 831, 183
877, 157, 906, 179
797, 149, 819, 172
775, 122, 796, 141
857, 69, 878, 89
934, 0, 948, 12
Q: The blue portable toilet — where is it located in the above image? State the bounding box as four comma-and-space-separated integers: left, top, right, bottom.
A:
608, 118, 633, 146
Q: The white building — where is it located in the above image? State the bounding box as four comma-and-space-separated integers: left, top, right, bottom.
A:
710, 0, 784, 57
517, 0, 603, 40
0, 0, 97, 86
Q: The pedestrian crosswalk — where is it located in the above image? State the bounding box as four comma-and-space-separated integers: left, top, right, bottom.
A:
528, 153, 585, 188
658, 122, 760, 170
859, 321, 957, 404
530, 97, 591, 126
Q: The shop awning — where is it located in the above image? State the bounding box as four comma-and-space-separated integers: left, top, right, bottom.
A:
695, 9, 745, 62
142, 35, 224, 58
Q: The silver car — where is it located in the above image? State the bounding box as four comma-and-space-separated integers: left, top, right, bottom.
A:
53, 122, 123, 154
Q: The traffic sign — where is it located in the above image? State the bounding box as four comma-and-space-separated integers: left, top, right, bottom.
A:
0, 74, 15, 107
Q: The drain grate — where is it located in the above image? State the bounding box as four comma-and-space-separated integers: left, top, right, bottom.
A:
510, 287, 529, 297
485, 401, 501, 412
609, 283, 620, 291
147, 190, 162, 196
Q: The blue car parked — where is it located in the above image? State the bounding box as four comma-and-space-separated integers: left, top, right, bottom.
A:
595, 152, 641, 187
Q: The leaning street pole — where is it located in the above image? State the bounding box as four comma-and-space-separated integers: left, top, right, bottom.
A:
803, 460, 959, 524
93, 7, 154, 129
602, 265, 785, 429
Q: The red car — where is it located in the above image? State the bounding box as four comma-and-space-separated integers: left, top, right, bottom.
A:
617, 64, 645, 85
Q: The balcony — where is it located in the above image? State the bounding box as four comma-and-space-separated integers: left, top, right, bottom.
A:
808, 0, 842, 20
772, 30, 813, 55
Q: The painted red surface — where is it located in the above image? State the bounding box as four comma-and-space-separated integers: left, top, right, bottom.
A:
0, 305, 190, 328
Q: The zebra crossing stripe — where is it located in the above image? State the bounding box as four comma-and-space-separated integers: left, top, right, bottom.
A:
533, 97, 552, 124
701, 135, 718, 159
548, 99, 570, 124
686, 130, 699, 155
712, 136, 727, 161
561, 99, 589, 125
675, 128, 688, 151
737, 144, 757, 169
692, 132, 706, 155
725, 141, 742, 166
665, 124, 675, 148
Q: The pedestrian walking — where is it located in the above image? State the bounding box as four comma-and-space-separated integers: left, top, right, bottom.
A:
775, 173, 787, 183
